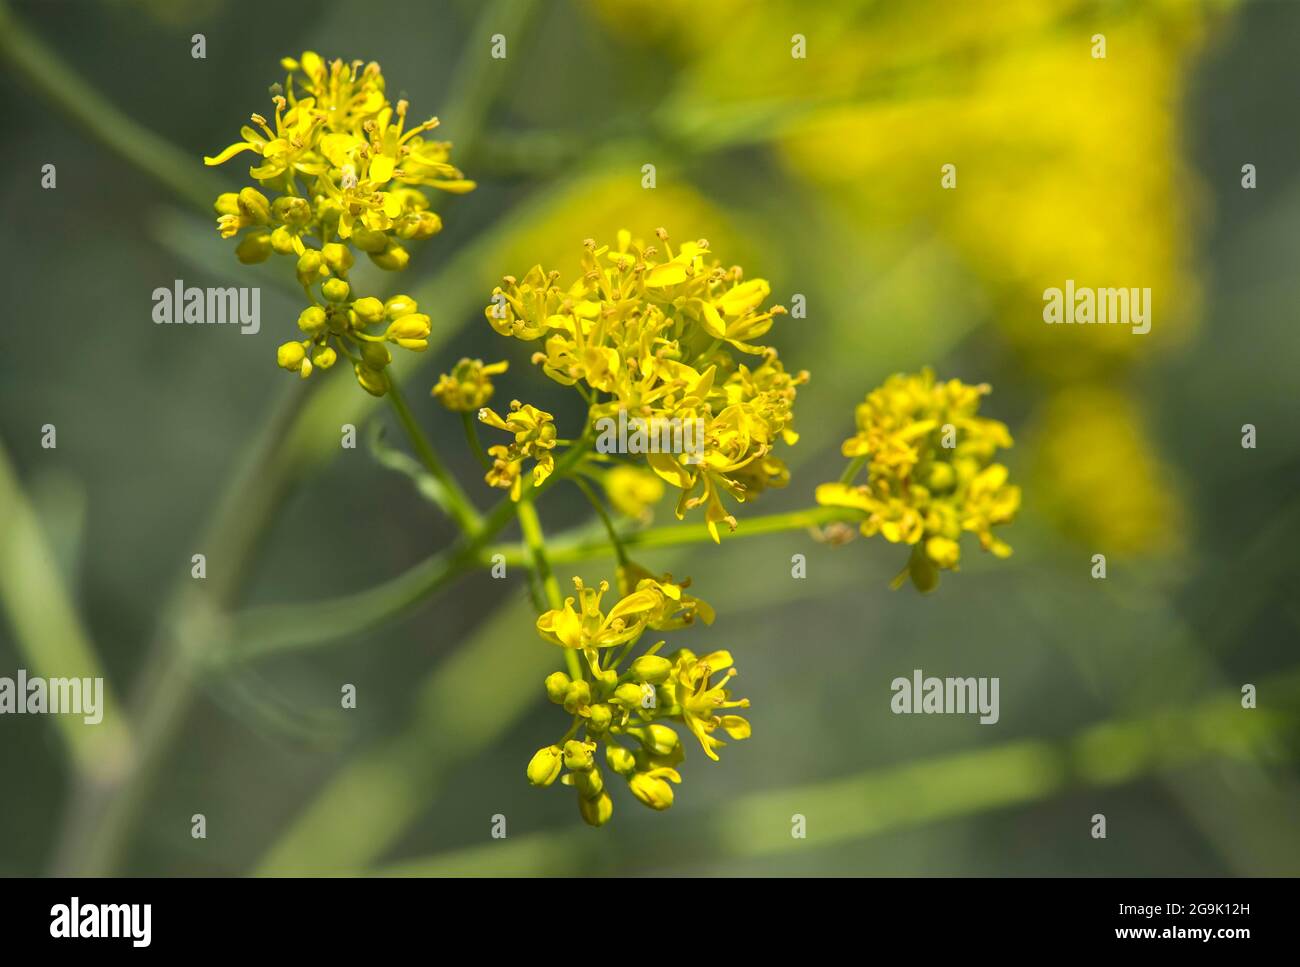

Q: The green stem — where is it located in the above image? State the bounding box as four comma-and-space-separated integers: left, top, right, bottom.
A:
225, 439, 594, 662
510, 503, 859, 566
227, 500, 861, 663
461, 411, 491, 470
839, 455, 867, 485
515, 500, 561, 610
385, 371, 482, 535
516, 498, 582, 682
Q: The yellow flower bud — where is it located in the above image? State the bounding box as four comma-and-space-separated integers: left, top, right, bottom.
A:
925, 535, 961, 570
354, 363, 387, 397
544, 671, 570, 704
298, 356, 314, 379
322, 278, 351, 303
384, 294, 418, 319
276, 341, 306, 372
394, 210, 442, 240
272, 195, 311, 227
605, 745, 636, 776
638, 723, 679, 756
237, 186, 271, 224
312, 346, 337, 370
298, 306, 327, 335
578, 791, 613, 827
270, 226, 299, 255
235, 230, 273, 264
296, 250, 327, 286
431, 358, 508, 413
352, 296, 386, 326
563, 680, 592, 714
385, 313, 431, 351
631, 655, 672, 684
587, 703, 613, 733
573, 766, 604, 800
563, 739, 595, 772
526, 745, 563, 788
321, 242, 354, 275
628, 769, 679, 811
326, 306, 351, 334
214, 192, 240, 216
351, 226, 389, 254
360, 341, 391, 369
369, 240, 409, 271
612, 682, 644, 707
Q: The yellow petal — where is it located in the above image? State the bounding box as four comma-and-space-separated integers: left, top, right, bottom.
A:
369, 154, 396, 184
716, 278, 770, 316
203, 141, 257, 166
701, 301, 726, 338
645, 260, 688, 287
720, 715, 751, 739
430, 179, 477, 193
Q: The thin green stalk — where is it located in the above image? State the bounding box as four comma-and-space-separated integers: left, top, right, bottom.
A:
228, 499, 860, 662
515, 499, 561, 610
511, 503, 859, 567
462, 411, 491, 470
516, 498, 581, 682
385, 372, 481, 535
839, 455, 867, 485
226, 439, 593, 661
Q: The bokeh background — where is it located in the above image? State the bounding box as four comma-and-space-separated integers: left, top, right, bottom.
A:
1, 0, 1298, 876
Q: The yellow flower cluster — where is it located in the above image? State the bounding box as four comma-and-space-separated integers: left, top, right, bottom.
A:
483, 230, 807, 538
478, 401, 558, 501
431, 358, 509, 412
816, 369, 1021, 592
527, 564, 749, 825
204, 52, 474, 395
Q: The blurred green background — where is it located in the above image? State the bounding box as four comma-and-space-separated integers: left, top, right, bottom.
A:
1, 0, 1298, 876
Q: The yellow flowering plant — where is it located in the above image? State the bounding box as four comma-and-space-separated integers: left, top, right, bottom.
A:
208, 59, 1022, 828
205, 51, 474, 396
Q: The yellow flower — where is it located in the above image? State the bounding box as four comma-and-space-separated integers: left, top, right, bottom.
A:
432, 358, 509, 412
615, 562, 715, 630
478, 400, 558, 500
816, 369, 1020, 591
485, 230, 805, 540
204, 52, 474, 388
662, 649, 751, 761
535, 577, 664, 668
601, 464, 664, 521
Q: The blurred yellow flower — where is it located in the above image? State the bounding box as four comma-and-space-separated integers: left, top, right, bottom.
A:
1030, 384, 1184, 556
817, 369, 1020, 591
